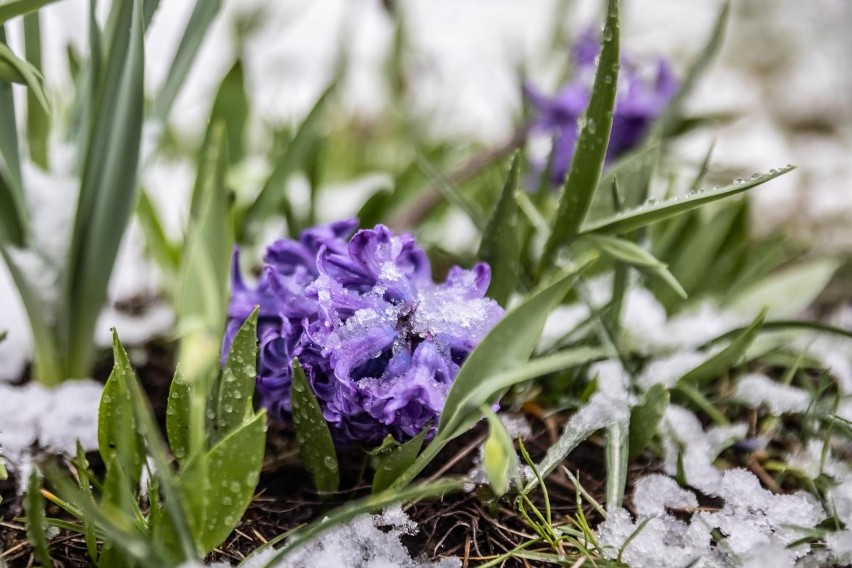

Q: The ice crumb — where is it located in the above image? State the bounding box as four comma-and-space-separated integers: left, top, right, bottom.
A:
632, 474, 698, 517
0, 379, 102, 491
733, 373, 810, 415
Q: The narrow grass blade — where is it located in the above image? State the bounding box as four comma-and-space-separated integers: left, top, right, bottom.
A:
0, 0, 61, 25
605, 420, 629, 510
25, 470, 52, 568
657, 1, 730, 137
240, 83, 335, 238
580, 233, 687, 299
679, 309, 766, 386
478, 154, 521, 306
291, 358, 339, 493
372, 428, 427, 493
541, 0, 621, 265
0, 28, 27, 246
0, 42, 47, 108
580, 166, 794, 236
63, 0, 145, 377
150, 0, 222, 123
136, 189, 181, 276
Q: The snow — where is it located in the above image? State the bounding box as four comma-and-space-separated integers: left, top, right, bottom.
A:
185, 507, 461, 568
0, 379, 102, 489
598, 469, 825, 568
733, 373, 811, 415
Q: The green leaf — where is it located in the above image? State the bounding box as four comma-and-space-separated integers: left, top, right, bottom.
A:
150, 0, 222, 123
99, 358, 145, 487
291, 358, 339, 493
482, 408, 519, 497
0, 0, 62, 25
240, 83, 335, 238
25, 470, 52, 568
605, 420, 629, 510
110, 330, 199, 561
580, 234, 687, 299
591, 144, 660, 220
0, 28, 27, 247
177, 122, 233, 380
657, 1, 730, 138
541, 0, 620, 265
265, 479, 464, 566
679, 309, 766, 385
167, 365, 192, 461
214, 307, 259, 441
580, 166, 795, 236
372, 428, 427, 494
136, 189, 181, 277
0, 41, 47, 112
62, 0, 145, 378
74, 442, 99, 562
178, 410, 266, 552
726, 258, 840, 320
629, 384, 669, 459
23, 12, 49, 168
478, 154, 521, 306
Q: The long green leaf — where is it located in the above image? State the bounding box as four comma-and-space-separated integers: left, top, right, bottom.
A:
541, 0, 620, 265
0, 42, 47, 110
136, 189, 181, 277
150, 0, 221, 123
98, 362, 145, 487
678, 309, 766, 385
23, 12, 49, 168
605, 421, 628, 510
291, 358, 339, 493
580, 166, 794, 236
0, 26, 27, 246
478, 154, 521, 306
0, 0, 62, 25
657, 1, 730, 137
62, 0, 145, 378
240, 83, 335, 237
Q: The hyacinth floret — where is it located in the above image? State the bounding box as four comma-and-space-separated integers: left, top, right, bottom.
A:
224, 220, 504, 446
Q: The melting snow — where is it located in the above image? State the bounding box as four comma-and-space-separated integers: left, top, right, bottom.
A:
733, 373, 811, 415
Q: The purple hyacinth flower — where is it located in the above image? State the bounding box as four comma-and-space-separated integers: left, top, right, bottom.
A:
223, 221, 504, 446
526, 29, 678, 186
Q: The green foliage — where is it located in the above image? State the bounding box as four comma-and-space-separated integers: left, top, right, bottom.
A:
482, 408, 520, 497
24, 470, 52, 567
628, 384, 669, 459
291, 358, 340, 493
371, 428, 427, 493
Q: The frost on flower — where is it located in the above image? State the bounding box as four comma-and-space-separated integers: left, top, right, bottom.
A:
733, 373, 811, 415
223, 220, 504, 445
525, 28, 677, 185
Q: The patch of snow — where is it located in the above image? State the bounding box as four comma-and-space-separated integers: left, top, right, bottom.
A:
637, 351, 706, 390
0, 379, 102, 490
733, 373, 810, 415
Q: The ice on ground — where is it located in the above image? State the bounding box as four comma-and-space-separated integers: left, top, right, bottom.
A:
733, 373, 811, 415
213, 506, 462, 568
599, 469, 825, 568
660, 405, 747, 495
637, 351, 707, 390
0, 379, 102, 490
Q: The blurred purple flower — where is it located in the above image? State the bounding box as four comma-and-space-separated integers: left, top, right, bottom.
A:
224, 221, 504, 446
526, 28, 678, 186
